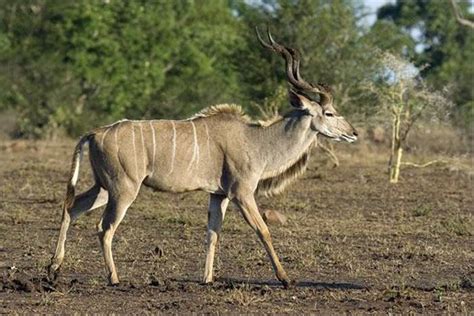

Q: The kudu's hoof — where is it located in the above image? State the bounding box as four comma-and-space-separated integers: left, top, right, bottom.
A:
47, 263, 60, 282
108, 282, 120, 287
108, 277, 120, 287
201, 280, 214, 286
281, 279, 295, 289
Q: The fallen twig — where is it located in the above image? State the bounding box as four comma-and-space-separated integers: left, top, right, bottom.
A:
401, 160, 448, 168
318, 142, 339, 167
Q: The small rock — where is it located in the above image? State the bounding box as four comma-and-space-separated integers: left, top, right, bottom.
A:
8, 141, 28, 153
262, 209, 287, 226
460, 275, 473, 289
149, 275, 165, 287
153, 246, 164, 258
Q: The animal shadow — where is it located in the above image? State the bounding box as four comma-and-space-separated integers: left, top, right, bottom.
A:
172, 277, 369, 291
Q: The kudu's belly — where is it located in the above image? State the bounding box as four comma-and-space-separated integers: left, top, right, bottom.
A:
142, 169, 222, 194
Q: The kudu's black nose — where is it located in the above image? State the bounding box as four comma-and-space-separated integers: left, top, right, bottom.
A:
353, 130, 358, 137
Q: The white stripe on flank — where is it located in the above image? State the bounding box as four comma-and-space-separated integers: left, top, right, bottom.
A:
131, 123, 138, 180
139, 123, 146, 175
187, 121, 200, 171
149, 121, 156, 177
114, 122, 120, 157
100, 126, 111, 148
203, 122, 211, 159
167, 121, 176, 175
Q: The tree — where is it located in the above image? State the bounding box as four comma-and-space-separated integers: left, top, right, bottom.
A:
233, 0, 386, 117
377, 0, 474, 129
366, 52, 451, 183
0, 0, 244, 137
232, 0, 399, 166
0, 1, 83, 137
450, 0, 474, 29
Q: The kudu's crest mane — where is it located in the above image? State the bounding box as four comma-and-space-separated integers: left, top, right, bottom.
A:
189, 104, 251, 122
189, 103, 284, 128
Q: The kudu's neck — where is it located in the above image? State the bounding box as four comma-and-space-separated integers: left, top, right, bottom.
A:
250, 111, 316, 176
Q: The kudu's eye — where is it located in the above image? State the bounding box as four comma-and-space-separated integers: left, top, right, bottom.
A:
324, 111, 334, 117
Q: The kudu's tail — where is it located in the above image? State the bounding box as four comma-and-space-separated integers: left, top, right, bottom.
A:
63, 134, 92, 210
48, 133, 94, 279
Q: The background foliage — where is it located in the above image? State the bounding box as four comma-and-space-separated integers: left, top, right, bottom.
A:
0, 0, 472, 138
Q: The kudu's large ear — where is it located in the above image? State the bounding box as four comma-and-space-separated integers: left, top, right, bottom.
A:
289, 89, 312, 110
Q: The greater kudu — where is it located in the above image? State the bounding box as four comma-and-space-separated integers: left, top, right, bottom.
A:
49, 29, 358, 287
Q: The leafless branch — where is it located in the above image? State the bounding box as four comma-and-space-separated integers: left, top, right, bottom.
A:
450, 0, 474, 29
400, 102, 427, 142
163, 62, 174, 74
318, 141, 339, 168
401, 160, 448, 168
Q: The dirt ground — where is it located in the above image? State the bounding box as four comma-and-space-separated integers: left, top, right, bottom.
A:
0, 139, 472, 314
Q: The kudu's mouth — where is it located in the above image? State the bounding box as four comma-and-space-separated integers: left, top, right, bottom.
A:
329, 134, 357, 143
340, 134, 357, 143
319, 129, 358, 143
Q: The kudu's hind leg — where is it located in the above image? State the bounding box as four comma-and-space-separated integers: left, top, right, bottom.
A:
49, 185, 108, 277
203, 194, 229, 283
233, 192, 290, 287
97, 188, 138, 285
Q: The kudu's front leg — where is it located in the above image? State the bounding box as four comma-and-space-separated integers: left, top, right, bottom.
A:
233, 191, 291, 288
203, 194, 229, 283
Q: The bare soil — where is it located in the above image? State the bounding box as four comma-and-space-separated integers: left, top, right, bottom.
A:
0, 140, 472, 314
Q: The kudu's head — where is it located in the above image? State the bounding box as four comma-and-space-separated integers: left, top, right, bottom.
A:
256, 28, 358, 143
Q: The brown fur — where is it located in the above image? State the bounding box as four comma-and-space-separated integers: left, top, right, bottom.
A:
256, 115, 284, 127
257, 143, 314, 197
189, 104, 312, 196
